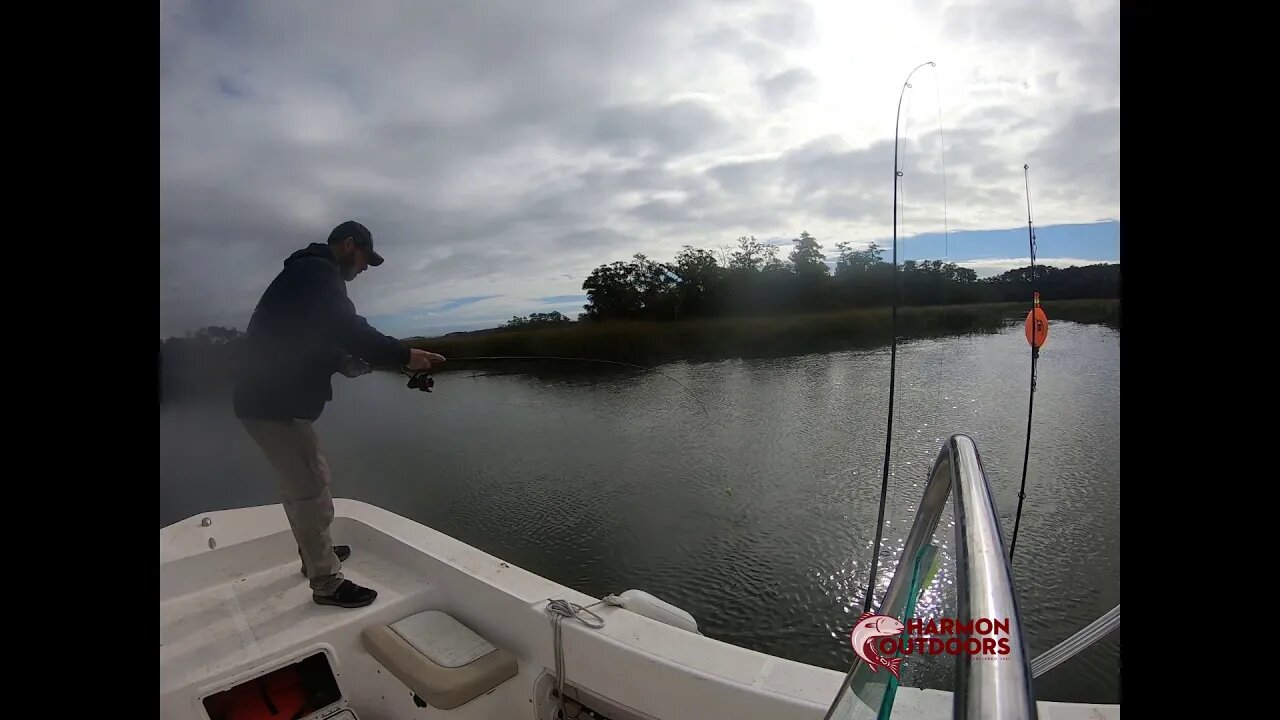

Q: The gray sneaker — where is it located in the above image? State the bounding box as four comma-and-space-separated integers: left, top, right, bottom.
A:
313, 579, 377, 608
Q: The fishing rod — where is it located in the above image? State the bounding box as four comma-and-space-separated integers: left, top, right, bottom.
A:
398, 355, 711, 416
861, 60, 934, 615
822, 60, 941, 720
1010, 164, 1048, 560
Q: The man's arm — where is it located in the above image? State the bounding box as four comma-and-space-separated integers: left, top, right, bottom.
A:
329, 292, 412, 369
291, 258, 411, 369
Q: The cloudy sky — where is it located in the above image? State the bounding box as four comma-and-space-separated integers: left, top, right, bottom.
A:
160, 0, 1119, 339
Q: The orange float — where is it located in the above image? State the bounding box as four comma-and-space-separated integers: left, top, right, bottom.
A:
1024, 292, 1048, 349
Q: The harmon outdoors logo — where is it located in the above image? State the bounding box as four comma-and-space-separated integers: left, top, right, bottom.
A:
851, 612, 1013, 680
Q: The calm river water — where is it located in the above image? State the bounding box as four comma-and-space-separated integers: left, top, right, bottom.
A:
160, 320, 1120, 704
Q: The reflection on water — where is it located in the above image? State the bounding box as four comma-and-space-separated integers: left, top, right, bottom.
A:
160, 321, 1119, 704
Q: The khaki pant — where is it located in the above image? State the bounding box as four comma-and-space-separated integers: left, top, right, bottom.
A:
240, 418, 344, 595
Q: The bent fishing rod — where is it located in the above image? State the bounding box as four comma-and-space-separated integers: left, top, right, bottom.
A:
861, 60, 934, 615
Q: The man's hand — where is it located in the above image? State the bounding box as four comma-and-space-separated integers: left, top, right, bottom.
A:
338, 354, 373, 378
406, 348, 447, 371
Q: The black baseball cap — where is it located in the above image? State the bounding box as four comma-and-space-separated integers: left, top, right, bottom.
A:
327, 220, 384, 267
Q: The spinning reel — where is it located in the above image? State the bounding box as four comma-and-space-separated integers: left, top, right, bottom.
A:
340, 352, 437, 393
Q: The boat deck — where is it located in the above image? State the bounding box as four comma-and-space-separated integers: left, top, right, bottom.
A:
160, 529, 435, 696
160, 501, 1119, 720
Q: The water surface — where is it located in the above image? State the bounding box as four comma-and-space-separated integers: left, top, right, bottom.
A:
160, 321, 1120, 704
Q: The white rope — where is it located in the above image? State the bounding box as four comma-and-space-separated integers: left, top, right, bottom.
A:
1031, 604, 1120, 678
546, 598, 607, 719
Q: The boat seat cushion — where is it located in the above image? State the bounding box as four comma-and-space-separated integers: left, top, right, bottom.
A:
362, 610, 517, 710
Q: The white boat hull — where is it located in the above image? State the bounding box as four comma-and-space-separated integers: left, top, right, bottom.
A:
160, 499, 1118, 720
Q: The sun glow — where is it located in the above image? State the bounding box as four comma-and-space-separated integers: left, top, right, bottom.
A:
787, 2, 949, 148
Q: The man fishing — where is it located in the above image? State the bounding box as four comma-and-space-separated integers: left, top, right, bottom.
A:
233, 220, 445, 608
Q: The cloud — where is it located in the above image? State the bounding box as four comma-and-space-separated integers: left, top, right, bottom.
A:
758, 68, 819, 108
377, 293, 591, 338
161, 0, 1119, 337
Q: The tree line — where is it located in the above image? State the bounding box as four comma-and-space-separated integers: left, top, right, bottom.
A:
161, 232, 1120, 352
159, 326, 248, 399
578, 233, 1119, 321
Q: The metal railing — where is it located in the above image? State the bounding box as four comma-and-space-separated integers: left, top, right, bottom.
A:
824, 434, 1039, 720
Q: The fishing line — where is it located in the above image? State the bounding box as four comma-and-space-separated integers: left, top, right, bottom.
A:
401, 355, 711, 416
928, 63, 950, 481
934, 66, 950, 262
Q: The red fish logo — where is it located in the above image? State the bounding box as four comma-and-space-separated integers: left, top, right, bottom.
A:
851, 612, 905, 680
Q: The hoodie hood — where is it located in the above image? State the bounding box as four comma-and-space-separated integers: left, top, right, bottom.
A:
285, 243, 339, 267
